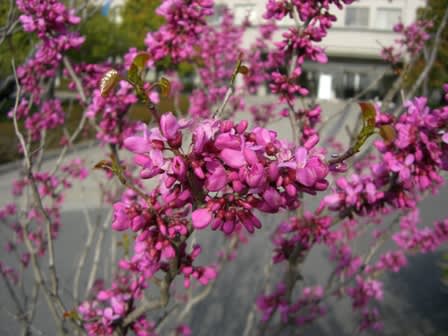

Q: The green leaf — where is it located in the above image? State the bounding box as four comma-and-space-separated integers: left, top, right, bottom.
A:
128, 63, 142, 87
93, 160, 112, 172
353, 102, 377, 153
132, 52, 150, 69
159, 77, 171, 97
63, 310, 81, 321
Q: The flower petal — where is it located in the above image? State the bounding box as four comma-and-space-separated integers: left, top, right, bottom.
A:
220, 148, 246, 168
192, 208, 212, 229
123, 136, 151, 153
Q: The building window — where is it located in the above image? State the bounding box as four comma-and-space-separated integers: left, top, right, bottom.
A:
376, 8, 401, 30
233, 4, 257, 25
345, 7, 369, 28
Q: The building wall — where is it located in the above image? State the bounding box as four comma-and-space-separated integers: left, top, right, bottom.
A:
215, 0, 423, 59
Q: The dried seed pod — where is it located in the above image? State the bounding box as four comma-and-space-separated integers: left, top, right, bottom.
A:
100, 69, 119, 97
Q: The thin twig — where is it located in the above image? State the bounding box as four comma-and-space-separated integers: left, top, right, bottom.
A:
12, 59, 73, 335
50, 57, 89, 176
122, 280, 170, 327
84, 210, 113, 297
73, 208, 105, 302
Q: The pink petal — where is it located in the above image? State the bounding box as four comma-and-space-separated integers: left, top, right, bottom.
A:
220, 148, 246, 168
160, 112, 179, 140
295, 147, 308, 168
206, 165, 228, 191
243, 148, 259, 165
442, 133, 448, 144
123, 136, 151, 153
296, 167, 317, 187
303, 134, 319, 150
192, 208, 212, 229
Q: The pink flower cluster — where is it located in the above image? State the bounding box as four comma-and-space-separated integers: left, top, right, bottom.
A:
381, 20, 433, 65
113, 190, 218, 285
0, 159, 87, 279
188, 9, 246, 118
393, 209, 448, 253
78, 274, 157, 336
17, 99, 64, 141
321, 97, 448, 215
256, 283, 326, 326
263, 0, 354, 103
12, 0, 84, 142
16, 0, 84, 99
124, 112, 329, 234
86, 81, 138, 145
80, 108, 331, 331
17, 0, 81, 37
271, 212, 332, 263
347, 276, 383, 309
145, 0, 213, 62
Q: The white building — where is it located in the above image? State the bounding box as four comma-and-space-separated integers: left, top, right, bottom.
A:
215, 0, 424, 100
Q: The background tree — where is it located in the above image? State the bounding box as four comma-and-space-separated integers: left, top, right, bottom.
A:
405, 0, 448, 103
69, 6, 128, 64
120, 0, 164, 50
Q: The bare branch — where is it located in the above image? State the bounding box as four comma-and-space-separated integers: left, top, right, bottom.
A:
84, 210, 113, 297
73, 208, 106, 302
50, 57, 90, 176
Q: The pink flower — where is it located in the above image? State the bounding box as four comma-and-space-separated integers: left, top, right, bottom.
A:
205, 161, 228, 191
220, 148, 246, 168
160, 112, 180, 140
171, 156, 187, 179
111, 203, 130, 231
124, 136, 152, 153
295, 147, 316, 187
442, 133, 448, 144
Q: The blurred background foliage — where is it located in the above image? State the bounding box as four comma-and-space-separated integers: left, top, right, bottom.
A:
405, 0, 448, 104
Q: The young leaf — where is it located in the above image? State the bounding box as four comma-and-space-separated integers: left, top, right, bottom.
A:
359, 102, 376, 128
93, 160, 112, 172
132, 52, 150, 69
159, 77, 171, 97
63, 310, 80, 321
353, 102, 377, 153
128, 63, 142, 87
